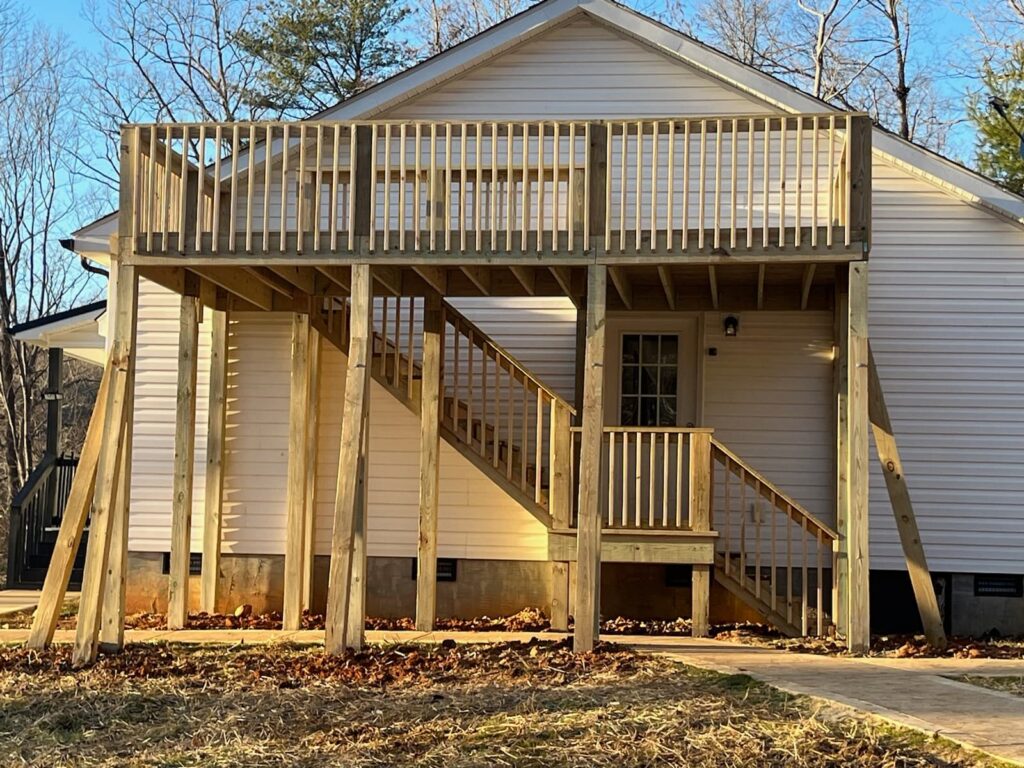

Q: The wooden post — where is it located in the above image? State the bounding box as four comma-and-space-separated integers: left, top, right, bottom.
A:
302, 325, 322, 610
283, 313, 311, 630
167, 290, 201, 630
71, 263, 137, 667
689, 431, 712, 637
28, 360, 111, 648
200, 309, 229, 614
573, 265, 606, 652
846, 261, 870, 652
848, 115, 873, 249
325, 264, 373, 654
868, 344, 946, 648
833, 278, 849, 637
549, 401, 572, 631
44, 348, 63, 457
345, 407, 369, 649
416, 291, 442, 632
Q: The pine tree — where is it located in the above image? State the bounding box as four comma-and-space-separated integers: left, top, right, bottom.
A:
236, 0, 411, 113
970, 44, 1024, 194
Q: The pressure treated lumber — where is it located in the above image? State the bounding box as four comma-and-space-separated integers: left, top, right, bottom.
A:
200, 309, 229, 613
868, 344, 946, 649
574, 265, 606, 653
302, 326, 322, 610
689, 431, 712, 637
27, 360, 111, 648
846, 262, 870, 653
167, 294, 201, 630
325, 264, 372, 654
283, 313, 311, 630
416, 291, 443, 632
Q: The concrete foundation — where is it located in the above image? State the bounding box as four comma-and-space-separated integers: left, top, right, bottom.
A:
124, 552, 762, 623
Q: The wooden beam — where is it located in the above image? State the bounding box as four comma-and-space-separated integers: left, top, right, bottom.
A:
800, 264, 816, 310
509, 265, 536, 295
325, 264, 373, 654
246, 266, 295, 298
269, 265, 317, 295
167, 294, 201, 631
846, 261, 870, 653
689, 431, 712, 637
708, 265, 719, 310
416, 291, 443, 632
756, 264, 766, 310
550, 266, 574, 300
868, 344, 946, 648
200, 309, 229, 614
372, 264, 402, 295
413, 265, 447, 295
657, 266, 676, 310
283, 313, 311, 631
302, 326, 323, 610
608, 266, 633, 309
193, 266, 273, 311
72, 263, 137, 667
28, 359, 111, 648
574, 265, 606, 653
345, 406, 370, 649
460, 265, 491, 295
833, 283, 849, 638
315, 265, 351, 293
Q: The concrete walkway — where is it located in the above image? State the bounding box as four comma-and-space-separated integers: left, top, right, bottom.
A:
1, 627, 1023, 764
0, 590, 46, 617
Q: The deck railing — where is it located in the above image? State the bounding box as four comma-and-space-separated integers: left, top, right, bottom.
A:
121, 113, 870, 259
712, 439, 839, 635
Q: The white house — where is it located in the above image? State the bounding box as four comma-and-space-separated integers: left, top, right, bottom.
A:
16, 0, 1024, 661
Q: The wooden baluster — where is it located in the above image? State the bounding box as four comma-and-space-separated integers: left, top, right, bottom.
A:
675, 433, 684, 528
844, 114, 853, 247
698, 120, 707, 250
754, 480, 762, 599
414, 123, 422, 251
739, 468, 747, 586
634, 431, 642, 528
260, 125, 271, 253
383, 124, 391, 252
162, 126, 173, 251
762, 117, 770, 249
466, 330, 474, 445
537, 121, 545, 254
279, 124, 288, 253
399, 123, 407, 252
770, 490, 777, 613
682, 120, 691, 251
491, 123, 498, 249
811, 116, 819, 248
621, 430, 629, 527
505, 358, 513, 480
392, 295, 401, 388
650, 121, 658, 252
430, 124, 438, 252
794, 117, 802, 248
195, 125, 206, 253
534, 390, 543, 503
452, 317, 460, 432
607, 430, 616, 527
458, 122, 467, 252
730, 118, 738, 249
521, 122, 529, 252
816, 528, 824, 636
553, 122, 560, 250
506, 123, 515, 252
827, 115, 835, 247
619, 122, 627, 253
723, 456, 731, 575
634, 120, 643, 253
407, 297, 415, 398
519, 381, 528, 488
661, 431, 669, 527
179, 125, 189, 254
802, 517, 809, 636
667, 121, 675, 251
492, 350, 500, 468
146, 127, 157, 252
475, 122, 483, 251
746, 119, 754, 249
787, 500, 794, 626
246, 124, 256, 253
647, 430, 656, 527
331, 124, 341, 252
480, 346, 489, 457
713, 118, 722, 250
348, 127, 357, 251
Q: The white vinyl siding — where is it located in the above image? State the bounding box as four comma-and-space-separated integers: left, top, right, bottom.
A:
381, 16, 769, 120
869, 160, 1024, 573
702, 311, 835, 527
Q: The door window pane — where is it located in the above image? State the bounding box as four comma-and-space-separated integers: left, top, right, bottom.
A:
620, 333, 679, 427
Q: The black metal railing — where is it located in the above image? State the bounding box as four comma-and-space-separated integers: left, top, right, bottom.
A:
6, 453, 80, 588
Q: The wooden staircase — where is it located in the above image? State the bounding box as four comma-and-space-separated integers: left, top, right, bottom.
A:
309, 293, 838, 637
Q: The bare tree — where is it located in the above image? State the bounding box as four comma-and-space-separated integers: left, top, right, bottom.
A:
409, 0, 533, 56
0, 5, 101, 571
77, 0, 267, 192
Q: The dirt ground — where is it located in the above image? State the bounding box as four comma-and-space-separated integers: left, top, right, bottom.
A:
0, 640, 1002, 767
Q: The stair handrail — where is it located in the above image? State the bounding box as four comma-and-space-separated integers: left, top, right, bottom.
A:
7, 454, 58, 589
711, 438, 838, 542
440, 300, 576, 415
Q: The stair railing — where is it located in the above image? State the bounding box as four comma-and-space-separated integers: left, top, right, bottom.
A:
440, 301, 576, 516
6, 453, 80, 588
711, 439, 838, 636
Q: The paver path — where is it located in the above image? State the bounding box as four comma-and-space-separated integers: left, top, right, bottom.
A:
1, 627, 1023, 764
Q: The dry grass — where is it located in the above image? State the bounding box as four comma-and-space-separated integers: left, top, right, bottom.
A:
958, 676, 1024, 698
0, 640, 999, 767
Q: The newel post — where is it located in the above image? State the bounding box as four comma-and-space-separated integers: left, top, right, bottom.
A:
689, 430, 712, 638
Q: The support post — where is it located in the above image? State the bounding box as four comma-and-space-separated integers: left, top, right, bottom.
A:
345, 407, 369, 649
71, 263, 137, 667
28, 360, 111, 648
167, 290, 201, 630
200, 309, 229, 613
573, 265, 606, 652
689, 431, 712, 637
325, 264, 373, 654
302, 325, 322, 610
45, 348, 63, 457
868, 344, 946, 648
846, 261, 870, 652
283, 313, 311, 630
549, 401, 572, 631
833, 279, 849, 637
416, 291, 442, 631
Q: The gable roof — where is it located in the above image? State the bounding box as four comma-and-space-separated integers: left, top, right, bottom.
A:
75, 0, 1024, 243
